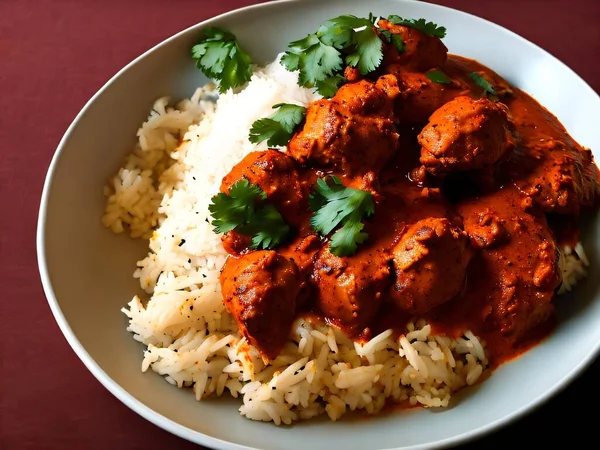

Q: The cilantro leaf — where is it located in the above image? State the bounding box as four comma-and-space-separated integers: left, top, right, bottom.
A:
387, 16, 447, 38
329, 220, 369, 257
282, 14, 385, 96
326, 15, 383, 75
316, 75, 347, 98
379, 30, 406, 53
191, 27, 252, 93
390, 34, 406, 53
208, 180, 290, 249
309, 176, 375, 256
248, 118, 291, 148
208, 179, 265, 234
426, 69, 452, 84
282, 34, 343, 88
317, 19, 353, 49
248, 103, 307, 147
347, 24, 383, 74
299, 41, 343, 87
470, 72, 498, 96
280, 52, 300, 71
244, 204, 290, 250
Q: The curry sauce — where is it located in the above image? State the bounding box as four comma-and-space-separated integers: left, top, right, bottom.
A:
216, 20, 600, 369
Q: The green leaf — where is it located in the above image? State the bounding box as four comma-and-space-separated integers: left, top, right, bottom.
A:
208, 179, 265, 234
390, 34, 406, 53
248, 118, 291, 147
317, 19, 353, 49
298, 40, 343, 86
282, 14, 387, 96
287, 34, 321, 53
271, 103, 308, 131
191, 27, 253, 93
330, 220, 369, 257
245, 204, 291, 249
208, 179, 290, 250
426, 69, 452, 84
347, 26, 383, 74
316, 75, 347, 98
470, 72, 497, 96
248, 103, 307, 147
309, 176, 375, 256
387, 16, 447, 38
280, 52, 300, 71
378, 29, 405, 53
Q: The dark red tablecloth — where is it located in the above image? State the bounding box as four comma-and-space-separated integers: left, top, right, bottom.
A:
2, 0, 599, 448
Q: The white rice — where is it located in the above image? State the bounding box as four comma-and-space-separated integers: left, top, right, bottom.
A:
103, 56, 588, 424
558, 242, 590, 294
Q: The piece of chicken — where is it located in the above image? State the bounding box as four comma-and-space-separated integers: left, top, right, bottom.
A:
378, 19, 448, 72
390, 217, 471, 314
508, 140, 600, 215
457, 186, 562, 339
220, 251, 301, 360
288, 77, 400, 175
220, 150, 306, 254
279, 234, 322, 307
220, 149, 306, 225
418, 96, 516, 176
312, 246, 391, 334
388, 71, 471, 125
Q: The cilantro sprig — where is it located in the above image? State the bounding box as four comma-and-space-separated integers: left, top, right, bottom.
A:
379, 29, 406, 53
281, 14, 447, 97
249, 103, 307, 147
309, 176, 375, 256
191, 27, 252, 93
281, 15, 384, 97
426, 69, 452, 84
470, 72, 498, 96
209, 179, 290, 249
387, 15, 447, 38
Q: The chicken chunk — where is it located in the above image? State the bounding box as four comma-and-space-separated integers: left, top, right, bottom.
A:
460, 209, 508, 249
220, 251, 301, 360
220, 149, 306, 226
508, 140, 600, 215
390, 217, 471, 314
418, 96, 516, 176
312, 246, 391, 334
288, 77, 400, 174
457, 186, 562, 339
378, 19, 448, 71
279, 234, 322, 307
389, 71, 470, 125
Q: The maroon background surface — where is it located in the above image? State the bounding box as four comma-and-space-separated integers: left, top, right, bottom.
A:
2, 0, 599, 448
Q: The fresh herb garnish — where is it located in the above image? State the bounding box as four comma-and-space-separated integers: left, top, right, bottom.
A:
281, 14, 446, 97
389, 34, 407, 53
208, 179, 290, 249
426, 69, 452, 84
309, 176, 375, 256
470, 72, 498, 96
281, 15, 384, 97
191, 27, 252, 93
387, 15, 447, 38
316, 74, 347, 98
378, 28, 406, 57
248, 103, 307, 147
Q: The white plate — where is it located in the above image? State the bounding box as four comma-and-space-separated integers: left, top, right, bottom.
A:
37, 0, 600, 448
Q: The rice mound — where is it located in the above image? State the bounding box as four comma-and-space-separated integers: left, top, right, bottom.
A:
102, 57, 588, 424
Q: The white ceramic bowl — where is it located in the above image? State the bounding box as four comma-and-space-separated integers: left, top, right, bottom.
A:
37, 0, 600, 448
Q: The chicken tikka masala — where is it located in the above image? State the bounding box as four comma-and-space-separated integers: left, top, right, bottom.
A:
210, 18, 600, 371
